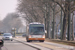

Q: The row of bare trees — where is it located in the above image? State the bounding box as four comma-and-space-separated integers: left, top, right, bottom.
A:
17, 0, 75, 41
1, 13, 23, 33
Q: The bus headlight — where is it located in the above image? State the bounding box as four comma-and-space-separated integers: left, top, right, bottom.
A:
29, 35, 31, 38
42, 35, 45, 38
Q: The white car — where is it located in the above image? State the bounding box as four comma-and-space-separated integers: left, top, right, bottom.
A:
2, 33, 13, 41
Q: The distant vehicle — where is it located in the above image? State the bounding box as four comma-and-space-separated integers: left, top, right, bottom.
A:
22, 34, 26, 37
26, 22, 45, 42
2, 33, 13, 41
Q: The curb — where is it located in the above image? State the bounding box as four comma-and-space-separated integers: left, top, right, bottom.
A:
13, 39, 41, 50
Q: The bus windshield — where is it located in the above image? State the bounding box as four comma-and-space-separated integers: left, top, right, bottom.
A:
29, 27, 44, 35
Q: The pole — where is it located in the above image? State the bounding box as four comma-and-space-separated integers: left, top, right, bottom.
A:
14, 28, 16, 37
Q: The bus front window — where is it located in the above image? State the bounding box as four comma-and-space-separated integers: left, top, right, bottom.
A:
29, 27, 44, 35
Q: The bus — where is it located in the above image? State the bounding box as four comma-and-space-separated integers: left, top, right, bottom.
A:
26, 22, 45, 42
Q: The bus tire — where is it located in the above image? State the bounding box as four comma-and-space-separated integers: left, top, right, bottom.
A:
27, 40, 31, 42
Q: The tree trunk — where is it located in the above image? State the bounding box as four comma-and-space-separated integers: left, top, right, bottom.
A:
61, 0, 69, 40
52, 4, 55, 39
67, 2, 71, 41
47, 5, 51, 38
62, 13, 68, 40
72, 13, 74, 41
47, 12, 50, 38
56, 25, 58, 39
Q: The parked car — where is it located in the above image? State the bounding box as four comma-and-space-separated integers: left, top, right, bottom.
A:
22, 34, 26, 37
2, 33, 13, 41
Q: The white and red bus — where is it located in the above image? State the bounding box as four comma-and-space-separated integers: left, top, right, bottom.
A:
26, 22, 45, 42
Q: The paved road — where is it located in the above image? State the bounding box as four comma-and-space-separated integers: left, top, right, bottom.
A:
0, 36, 75, 50
1, 40, 37, 50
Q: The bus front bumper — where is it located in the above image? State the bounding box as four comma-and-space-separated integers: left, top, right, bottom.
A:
28, 38, 45, 40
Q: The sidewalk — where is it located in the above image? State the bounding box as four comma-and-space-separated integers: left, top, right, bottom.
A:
45, 38, 75, 46
13, 37, 75, 50
15, 37, 75, 46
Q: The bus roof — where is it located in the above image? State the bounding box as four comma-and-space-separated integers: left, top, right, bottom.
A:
29, 22, 42, 24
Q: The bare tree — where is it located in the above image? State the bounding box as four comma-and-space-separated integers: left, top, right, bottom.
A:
17, 0, 75, 41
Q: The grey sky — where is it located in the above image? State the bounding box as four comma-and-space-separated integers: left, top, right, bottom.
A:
0, 0, 17, 20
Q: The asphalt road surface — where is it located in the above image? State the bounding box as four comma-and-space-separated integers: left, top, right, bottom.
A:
1, 40, 37, 50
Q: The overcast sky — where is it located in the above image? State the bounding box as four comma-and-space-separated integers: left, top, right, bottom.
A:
0, 0, 17, 20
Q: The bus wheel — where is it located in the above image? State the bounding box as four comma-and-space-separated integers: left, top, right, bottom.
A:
39, 40, 44, 42
27, 40, 31, 42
